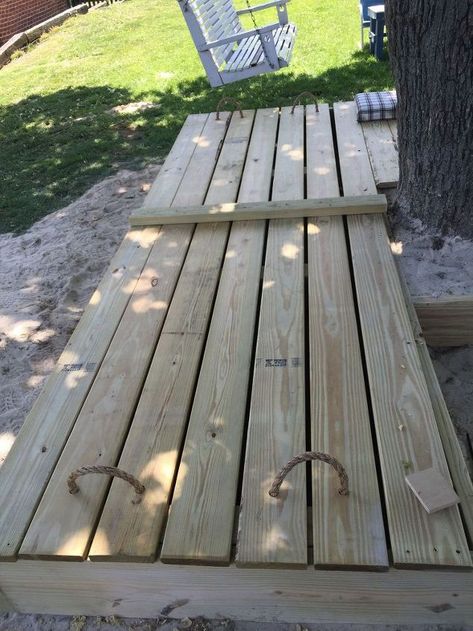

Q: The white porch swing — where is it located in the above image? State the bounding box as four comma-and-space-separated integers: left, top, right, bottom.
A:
177, 0, 297, 87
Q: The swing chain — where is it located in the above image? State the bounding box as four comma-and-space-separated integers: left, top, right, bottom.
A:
244, 0, 260, 32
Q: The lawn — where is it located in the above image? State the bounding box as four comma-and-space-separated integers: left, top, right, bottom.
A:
0, 0, 393, 232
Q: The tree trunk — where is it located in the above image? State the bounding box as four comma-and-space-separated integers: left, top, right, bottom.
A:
385, 0, 473, 238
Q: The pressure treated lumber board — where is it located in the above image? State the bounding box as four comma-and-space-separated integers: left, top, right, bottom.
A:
160, 108, 276, 565
130, 195, 387, 225
413, 296, 473, 347
143, 113, 209, 208
334, 101, 378, 197
89, 112, 237, 562
361, 119, 399, 188
306, 104, 388, 569
237, 106, 306, 567
0, 226, 160, 560
160, 109, 257, 564
19, 226, 191, 560
397, 273, 473, 543
334, 101, 471, 568
305, 103, 339, 199
1, 562, 473, 624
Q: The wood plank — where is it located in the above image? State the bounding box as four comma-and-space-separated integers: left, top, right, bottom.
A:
0, 226, 160, 560
88, 112, 235, 562
334, 101, 378, 196
161, 108, 277, 565
129, 194, 387, 226
413, 295, 473, 347
1, 560, 473, 624
237, 106, 306, 567
396, 271, 473, 544
144, 113, 209, 208
305, 103, 339, 199
361, 120, 399, 188
335, 101, 471, 567
306, 104, 388, 569
348, 214, 471, 568
19, 226, 192, 560
91, 111, 254, 562
22, 113, 233, 558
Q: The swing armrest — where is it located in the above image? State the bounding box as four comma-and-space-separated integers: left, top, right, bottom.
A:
200, 22, 278, 50
236, 0, 289, 15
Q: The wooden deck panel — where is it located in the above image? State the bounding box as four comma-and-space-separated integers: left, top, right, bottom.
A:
0, 103, 471, 599
237, 106, 307, 567
334, 101, 471, 568
20, 112, 232, 561
306, 104, 388, 569
89, 112, 243, 562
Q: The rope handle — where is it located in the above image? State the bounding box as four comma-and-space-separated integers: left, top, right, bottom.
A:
216, 97, 244, 120
269, 451, 349, 498
291, 91, 319, 114
67, 465, 146, 504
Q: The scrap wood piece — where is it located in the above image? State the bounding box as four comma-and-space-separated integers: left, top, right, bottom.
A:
406, 468, 460, 514
129, 194, 387, 226
236, 106, 307, 568
159, 108, 276, 566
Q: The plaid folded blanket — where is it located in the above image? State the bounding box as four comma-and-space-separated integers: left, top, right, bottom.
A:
355, 91, 397, 122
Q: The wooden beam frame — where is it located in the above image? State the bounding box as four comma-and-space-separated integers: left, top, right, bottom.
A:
129, 194, 387, 226
413, 296, 473, 347
1, 561, 472, 623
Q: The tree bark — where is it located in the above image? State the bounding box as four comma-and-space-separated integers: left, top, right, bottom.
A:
385, 0, 473, 238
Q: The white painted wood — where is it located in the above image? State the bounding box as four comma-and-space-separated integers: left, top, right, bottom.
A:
177, 0, 296, 86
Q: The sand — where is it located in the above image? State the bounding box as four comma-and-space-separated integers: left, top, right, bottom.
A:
0, 173, 472, 631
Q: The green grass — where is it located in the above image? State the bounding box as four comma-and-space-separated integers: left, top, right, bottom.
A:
0, 0, 393, 232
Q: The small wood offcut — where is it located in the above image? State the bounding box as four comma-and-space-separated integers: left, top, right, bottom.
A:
0, 100, 471, 625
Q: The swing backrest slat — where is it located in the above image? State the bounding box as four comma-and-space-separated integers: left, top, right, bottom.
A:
183, 0, 243, 67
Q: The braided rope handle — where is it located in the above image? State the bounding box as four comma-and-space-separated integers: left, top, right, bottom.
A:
216, 97, 244, 120
67, 465, 145, 504
269, 451, 349, 498
291, 91, 319, 114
